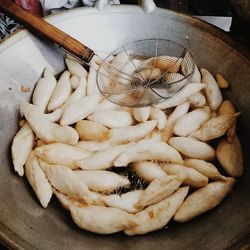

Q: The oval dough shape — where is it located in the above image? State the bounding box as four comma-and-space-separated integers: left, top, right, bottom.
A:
32, 75, 57, 112
135, 176, 182, 210
75, 120, 110, 142
114, 139, 183, 167
35, 143, 92, 169
184, 159, 225, 180
125, 187, 189, 235
40, 162, 95, 204
173, 107, 210, 136
169, 137, 215, 161
109, 120, 157, 145
76, 143, 134, 170
162, 163, 208, 188
201, 68, 223, 111
75, 170, 130, 193
132, 161, 167, 183
154, 83, 206, 109
70, 205, 136, 234
70, 75, 80, 89
149, 108, 167, 130
190, 113, 239, 141
65, 58, 88, 78
88, 110, 134, 128
188, 92, 206, 108
133, 107, 150, 123
47, 71, 72, 111
174, 178, 235, 222
60, 94, 102, 126
101, 190, 143, 213
21, 102, 79, 145
216, 136, 243, 177
12, 122, 34, 176
25, 152, 52, 208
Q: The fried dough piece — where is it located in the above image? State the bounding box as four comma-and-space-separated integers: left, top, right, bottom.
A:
101, 190, 143, 213
86, 61, 99, 95
155, 83, 206, 109
173, 107, 210, 136
40, 162, 95, 204
124, 187, 189, 235
133, 107, 150, 123
188, 92, 206, 108
70, 75, 80, 89
169, 137, 215, 161
76, 143, 134, 170
161, 163, 208, 188
216, 136, 243, 177
12, 122, 34, 176
60, 94, 102, 126
70, 204, 136, 234
65, 58, 88, 78
218, 100, 237, 143
88, 110, 134, 128
216, 73, 229, 89
201, 68, 223, 111
21, 102, 79, 145
190, 113, 239, 141
25, 152, 52, 208
161, 102, 190, 142
47, 71, 72, 111
114, 139, 183, 166
135, 176, 182, 210
109, 120, 157, 144
32, 72, 57, 112
75, 170, 130, 193
132, 161, 168, 182
149, 108, 167, 130
190, 64, 201, 83
184, 159, 226, 180
75, 120, 110, 142
53, 188, 83, 210
174, 178, 235, 222
35, 143, 91, 169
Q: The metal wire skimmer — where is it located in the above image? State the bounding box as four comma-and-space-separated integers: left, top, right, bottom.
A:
97, 39, 195, 107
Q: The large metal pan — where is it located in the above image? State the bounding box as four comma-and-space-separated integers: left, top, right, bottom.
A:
0, 0, 250, 249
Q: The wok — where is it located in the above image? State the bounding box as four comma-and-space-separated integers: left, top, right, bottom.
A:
0, 0, 250, 249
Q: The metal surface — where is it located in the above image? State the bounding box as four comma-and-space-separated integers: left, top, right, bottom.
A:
0, 2, 250, 250
192, 16, 232, 31
97, 39, 194, 107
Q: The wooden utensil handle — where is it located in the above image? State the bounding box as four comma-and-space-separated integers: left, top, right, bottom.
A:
0, 0, 94, 62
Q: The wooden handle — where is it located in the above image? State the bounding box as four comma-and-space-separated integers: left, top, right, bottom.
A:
0, 0, 94, 62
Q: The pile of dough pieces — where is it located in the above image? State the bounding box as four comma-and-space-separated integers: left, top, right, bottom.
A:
11, 53, 243, 235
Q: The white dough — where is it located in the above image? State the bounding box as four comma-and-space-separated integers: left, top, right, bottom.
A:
114, 139, 183, 166
76, 143, 134, 170
35, 143, 92, 169
12, 122, 34, 176
88, 110, 134, 128
75, 170, 130, 193
60, 94, 102, 126
47, 71, 72, 111
21, 102, 79, 145
25, 152, 53, 208
32, 75, 57, 112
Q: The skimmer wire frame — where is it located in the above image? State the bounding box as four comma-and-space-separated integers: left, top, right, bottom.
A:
96, 39, 195, 107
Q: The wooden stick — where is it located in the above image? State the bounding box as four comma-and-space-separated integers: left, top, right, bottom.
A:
0, 0, 94, 62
